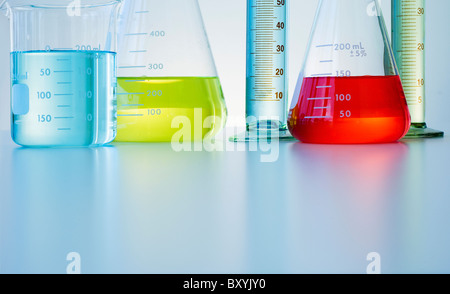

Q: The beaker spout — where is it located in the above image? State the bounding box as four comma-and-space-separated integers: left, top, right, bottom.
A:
0, 0, 122, 16
0, 1, 10, 17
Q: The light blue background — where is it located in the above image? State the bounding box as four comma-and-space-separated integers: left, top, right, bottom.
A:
1, 0, 450, 275
0, 0, 448, 131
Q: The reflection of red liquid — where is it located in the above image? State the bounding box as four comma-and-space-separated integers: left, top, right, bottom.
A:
288, 76, 411, 144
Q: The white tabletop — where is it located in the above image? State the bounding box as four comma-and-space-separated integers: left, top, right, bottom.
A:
1, 130, 450, 274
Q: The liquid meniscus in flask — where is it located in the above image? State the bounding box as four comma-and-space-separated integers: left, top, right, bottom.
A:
116, 77, 227, 142
11, 50, 117, 147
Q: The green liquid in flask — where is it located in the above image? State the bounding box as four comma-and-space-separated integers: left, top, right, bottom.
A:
116, 77, 227, 142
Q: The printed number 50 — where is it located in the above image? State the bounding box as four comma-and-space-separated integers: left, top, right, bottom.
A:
340, 110, 351, 118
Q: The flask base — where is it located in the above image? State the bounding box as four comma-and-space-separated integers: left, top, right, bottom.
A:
230, 128, 296, 142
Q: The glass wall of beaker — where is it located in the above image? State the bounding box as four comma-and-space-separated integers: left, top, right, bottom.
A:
2, 0, 121, 147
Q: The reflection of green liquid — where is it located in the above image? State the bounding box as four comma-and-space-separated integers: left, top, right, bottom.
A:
115, 77, 227, 142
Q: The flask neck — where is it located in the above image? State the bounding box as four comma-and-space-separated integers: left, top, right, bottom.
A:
317, 0, 382, 17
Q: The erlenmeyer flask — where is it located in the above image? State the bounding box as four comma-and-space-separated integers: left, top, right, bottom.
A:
288, 0, 411, 144
115, 0, 227, 142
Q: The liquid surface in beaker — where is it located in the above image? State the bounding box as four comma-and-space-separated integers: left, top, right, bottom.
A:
288, 75, 411, 144
116, 77, 227, 142
11, 50, 117, 147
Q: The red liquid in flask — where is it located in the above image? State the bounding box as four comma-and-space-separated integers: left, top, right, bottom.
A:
288, 76, 411, 144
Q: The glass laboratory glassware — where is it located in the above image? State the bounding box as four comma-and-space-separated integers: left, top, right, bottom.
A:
115, 0, 227, 142
392, 0, 444, 138
231, 0, 294, 142
288, 0, 411, 144
2, 0, 122, 147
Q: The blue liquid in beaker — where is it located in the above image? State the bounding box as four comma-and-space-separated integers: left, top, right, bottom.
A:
11, 50, 117, 147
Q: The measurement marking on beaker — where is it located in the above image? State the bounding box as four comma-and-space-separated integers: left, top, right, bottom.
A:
311, 73, 333, 77
125, 33, 148, 36
135, 11, 149, 14
320, 60, 333, 63
54, 70, 74, 73
121, 104, 145, 107
125, 80, 147, 82
316, 44, 333, 48
314, 106, 331, 109
116, 92, 145, 95
54, 94, 74, 96
58, 128, 72, 131
57, 105, 71, 108
250, 75, 284, 78
57, 82, 72, 85
316, 85, 332, 89
57, 59, 70, 62
129, 50, 148, 53
308, 97, 332, 101
117, 114, 144, 117
119, 66, 147, 69
305, 116, 332, 119
54, 117, 74, 119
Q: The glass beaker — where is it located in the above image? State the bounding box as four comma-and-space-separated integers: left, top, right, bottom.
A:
288, 0, 411, 144
2, 0, 122, 147
115, 0, 227, 142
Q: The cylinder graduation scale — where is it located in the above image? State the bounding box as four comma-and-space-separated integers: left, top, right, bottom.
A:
232, 0, 294, 142
392, 0, 444, 138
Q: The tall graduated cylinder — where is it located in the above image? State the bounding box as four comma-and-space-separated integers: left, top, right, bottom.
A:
246, 0, 288, 131
392, 0, 443, 138
1, 0, 122, 147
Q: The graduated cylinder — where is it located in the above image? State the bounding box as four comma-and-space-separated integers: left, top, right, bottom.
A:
392, 0, 426, 124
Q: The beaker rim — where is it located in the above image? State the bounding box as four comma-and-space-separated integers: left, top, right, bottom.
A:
0, 0, 121, 10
